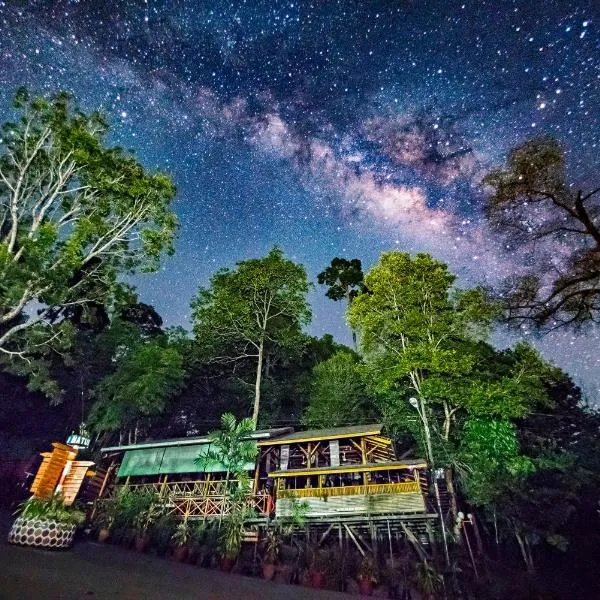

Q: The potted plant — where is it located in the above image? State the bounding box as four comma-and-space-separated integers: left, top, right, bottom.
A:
261, 527, 282, 580
413, 560, 443, 600
261, 520, 295, 580
219, 507, 248, 572
171, 519, 192, 562
187, 520, 209, 565
152, 513, 176, 557
308, 546, 330, 589
357, 554, 379, 596
95, 508, 113, 543
8, 493, 86, 549
133, 494, 163, 552
111, 488, 140, 548
197, 521, 219, 568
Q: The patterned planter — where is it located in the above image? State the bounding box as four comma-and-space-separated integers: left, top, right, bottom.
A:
8, 516, 77, 549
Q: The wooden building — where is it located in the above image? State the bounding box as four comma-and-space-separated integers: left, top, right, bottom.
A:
255, 424, 428, 520
98, 423, 438, 548
99, 428, 291, 519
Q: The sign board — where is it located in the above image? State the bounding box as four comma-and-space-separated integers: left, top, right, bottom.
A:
329, 440, 340, 467
280, 444, 290, 471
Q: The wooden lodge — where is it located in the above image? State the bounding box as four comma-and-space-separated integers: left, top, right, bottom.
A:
99, 428, 291, 519
255, 425, 428, 519
98, 424, 438, 541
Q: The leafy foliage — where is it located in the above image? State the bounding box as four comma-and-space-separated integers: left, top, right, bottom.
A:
483, 136, 600, 330
302, 349, 377, 427
196, 412, 258, 498
191, 247, 311, 424
0, 88, 177, 393
88, 336, 185, 435
17, 493, 85, 525
317, 257, 365, 302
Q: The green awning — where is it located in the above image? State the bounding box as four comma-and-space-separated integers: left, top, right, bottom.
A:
117, 442, 255, 478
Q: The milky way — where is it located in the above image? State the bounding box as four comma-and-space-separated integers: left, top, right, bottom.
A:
1, 1, 599, 399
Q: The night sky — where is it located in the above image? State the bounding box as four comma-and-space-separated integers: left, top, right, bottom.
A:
1, 1, 599, 399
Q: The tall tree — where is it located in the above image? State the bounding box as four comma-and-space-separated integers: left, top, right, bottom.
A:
317, 257, 365, 347
0, 89, 177, 390
347, 252, 558, 559
483, 136, 600, 330
88, 335, 185, 444
191, 247, 311, 425
302, 349, 376, 428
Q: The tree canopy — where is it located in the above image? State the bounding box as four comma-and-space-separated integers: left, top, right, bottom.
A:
317, 257, 365, 302
191, 247, 311, 425
0, 89, 178, 390
302, 349, 376, 428
88, 334, 186, 442
483, 136, 600, 330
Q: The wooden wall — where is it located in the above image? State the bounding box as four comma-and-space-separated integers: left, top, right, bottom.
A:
276, 491, 426, 518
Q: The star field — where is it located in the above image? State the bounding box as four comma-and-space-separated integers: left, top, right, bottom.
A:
0, 0, 599, 399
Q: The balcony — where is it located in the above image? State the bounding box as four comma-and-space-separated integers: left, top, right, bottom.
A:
278, 480, 421, 499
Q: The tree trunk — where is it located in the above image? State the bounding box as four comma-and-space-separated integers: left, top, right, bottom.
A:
252, 335, 265, 426
514, 528, 535, 574
445, 467, 460, 543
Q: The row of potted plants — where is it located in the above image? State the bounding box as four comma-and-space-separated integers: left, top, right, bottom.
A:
92, 489, 443, 597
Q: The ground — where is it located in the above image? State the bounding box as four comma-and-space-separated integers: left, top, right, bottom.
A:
0, 514, 345, 600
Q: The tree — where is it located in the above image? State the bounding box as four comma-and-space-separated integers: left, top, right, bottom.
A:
347, 252, 560, 561
317, 257, 365, 302
196, 412, 258, 500
88, 336, 185, 443
317, 257, 365, 347
191, 247, 311, 425
0, 89, 178, 388
483, 136, 600, 330
302, 350, 376, 428
347, 252, 498, 450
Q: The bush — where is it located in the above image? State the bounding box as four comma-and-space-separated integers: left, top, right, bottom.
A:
17, 493, 86, 526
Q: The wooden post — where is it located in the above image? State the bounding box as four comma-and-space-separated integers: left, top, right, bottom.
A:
97, 461, 115, 499
369, 519, 378, 559
360, 438, 368, 485
160, 474, 169, 498
252, 460, 260, 495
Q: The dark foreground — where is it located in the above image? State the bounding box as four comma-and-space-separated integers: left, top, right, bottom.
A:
0, 538, 347, 600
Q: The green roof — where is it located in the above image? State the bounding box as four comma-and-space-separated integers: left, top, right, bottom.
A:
117, 442, 255, 478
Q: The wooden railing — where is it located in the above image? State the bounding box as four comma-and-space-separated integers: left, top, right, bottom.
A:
112, 480, 271, 518
278, 481, 421, 499
168, 494, 270, 518
122, 479, 236, 499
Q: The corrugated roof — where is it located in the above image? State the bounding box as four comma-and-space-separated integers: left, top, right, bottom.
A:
258, 423, 384, 446
101, 427, 292, 453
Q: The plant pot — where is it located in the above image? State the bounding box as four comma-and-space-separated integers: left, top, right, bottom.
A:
310, 569, 326, 589
97, 528, 110, 543
135, 534, 151, 552
262, 563, 277, 580
121, 529, 135, 548
172, 546, 188, 562
358, 578, 374, 596
8, 516, 77, 549
220, 557, 235, 572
